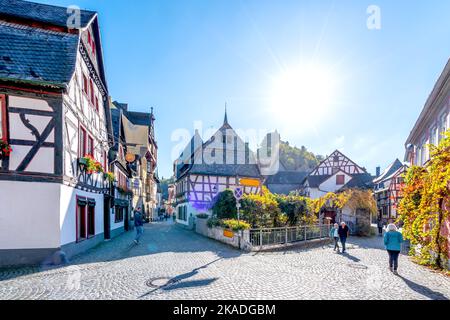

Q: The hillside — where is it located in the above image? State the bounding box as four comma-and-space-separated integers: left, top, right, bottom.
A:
279, 141, 323, 171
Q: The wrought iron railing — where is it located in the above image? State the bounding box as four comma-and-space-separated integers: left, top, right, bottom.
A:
249, 224, 331, 249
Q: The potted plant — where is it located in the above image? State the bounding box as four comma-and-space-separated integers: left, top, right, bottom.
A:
80, 155, 103, 174
0, 140, 12, 159
104, 171, 115, 183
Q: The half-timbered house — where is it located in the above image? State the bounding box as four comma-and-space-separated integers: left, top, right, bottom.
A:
302, 150, 374, 200
109, 100, 132, 238
301, 150, 374, 226
173, 111, 263, 226
114, 101, 158, 222
373, 159, 408, 222
0, 0, 113, 265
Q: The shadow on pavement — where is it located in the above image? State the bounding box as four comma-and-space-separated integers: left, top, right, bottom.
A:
397, 275, 448, 300
0, 222, 242, 281
138, 257, 222, 298
340, 252, 361, 263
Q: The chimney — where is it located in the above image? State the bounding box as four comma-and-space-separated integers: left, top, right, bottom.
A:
376, 166, 381, 177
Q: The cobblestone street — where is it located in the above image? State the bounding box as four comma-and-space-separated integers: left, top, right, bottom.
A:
0, 221, 449, 300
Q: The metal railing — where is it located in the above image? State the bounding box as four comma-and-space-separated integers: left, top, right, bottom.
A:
249, 224, 332, 249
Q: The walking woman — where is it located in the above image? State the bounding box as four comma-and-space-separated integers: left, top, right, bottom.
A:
329, 223, 340, 252
384, 223, 404, 275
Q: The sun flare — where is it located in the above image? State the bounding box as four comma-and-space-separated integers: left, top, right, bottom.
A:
270, 63, 337, 127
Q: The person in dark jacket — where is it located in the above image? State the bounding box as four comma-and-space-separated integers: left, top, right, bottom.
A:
338, 222, 350, 253
377, 218, 384, 236
133, 207, 144, 244
384, 223, 404, 275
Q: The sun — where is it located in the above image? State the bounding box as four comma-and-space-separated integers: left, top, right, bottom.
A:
270, 63, 337, 128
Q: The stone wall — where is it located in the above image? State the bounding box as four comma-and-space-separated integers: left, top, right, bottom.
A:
195, 218, 251, 251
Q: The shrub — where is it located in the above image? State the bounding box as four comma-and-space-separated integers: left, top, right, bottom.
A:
207, 217, 222, 228
241, 187, 283, 228
221, 219, 251, 231
212, 189, 237, 219
275, 194, 311, 226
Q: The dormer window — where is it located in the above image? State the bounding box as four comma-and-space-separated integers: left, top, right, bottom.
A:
336, 175, 345, 185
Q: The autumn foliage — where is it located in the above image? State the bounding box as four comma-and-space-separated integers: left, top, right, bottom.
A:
398, 131, 450, 269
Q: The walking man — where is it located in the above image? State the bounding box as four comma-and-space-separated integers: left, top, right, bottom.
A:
338, 222, 350, 253
377, 218, 384, 236
134, 207, 144, 245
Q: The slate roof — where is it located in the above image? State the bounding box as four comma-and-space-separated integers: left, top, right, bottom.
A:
0, 21, 78, 86
110, 107, 121, 142
373, 159, 403, 184
266, 183, 302, 195
342, 173, 375, 190
0, 0, 96, 29
265, 171, 307, 185
303, 175, 330, 188
188, 163, 261, 178
126, 111, 152, 126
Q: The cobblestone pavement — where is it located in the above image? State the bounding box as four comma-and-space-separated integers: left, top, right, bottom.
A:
0, 221, 449, 300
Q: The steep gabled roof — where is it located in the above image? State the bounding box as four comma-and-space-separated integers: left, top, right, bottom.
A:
373, 159, 404, 184
0, 0, 96, 29
175, 111, 261, 180
265, 171, 308, 185
188, 163, 261, 178
342, 173, 375, 190
0, 21, 78, 87
126, 111, 152, 126
303, 175, 330, 188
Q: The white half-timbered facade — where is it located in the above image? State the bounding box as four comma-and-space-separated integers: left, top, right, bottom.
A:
0, 0, 114, 266
302, 150, 374, 200
173, 111, 263, 226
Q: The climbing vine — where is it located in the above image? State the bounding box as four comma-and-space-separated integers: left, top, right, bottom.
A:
398, 131, 450, 269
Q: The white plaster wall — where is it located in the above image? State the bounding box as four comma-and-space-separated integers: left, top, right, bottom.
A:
7, 96, 55, 174
110, 211, 125, 231
175, 202, 197, 225
0, 181, 60, 249
59, 184, 105, 246
319, 171, 352, 194
309, 188, 326, 200
8, 96, 53, 112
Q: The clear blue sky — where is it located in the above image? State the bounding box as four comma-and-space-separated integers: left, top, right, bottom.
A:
36, 0, 450, 178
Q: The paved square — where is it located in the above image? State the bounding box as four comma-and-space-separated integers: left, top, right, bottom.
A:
0, 222, 449, 300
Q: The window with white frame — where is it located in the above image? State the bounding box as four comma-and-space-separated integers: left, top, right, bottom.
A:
416, 146, 422, 166
439, 112, 448, 142
430, 126, 438, 146
421, 138, 427, 165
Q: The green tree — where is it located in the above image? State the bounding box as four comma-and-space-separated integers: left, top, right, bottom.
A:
212, 189, 237, 219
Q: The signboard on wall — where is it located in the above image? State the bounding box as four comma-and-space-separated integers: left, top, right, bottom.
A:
239, 178, 260, 187
223, 230, 234, 238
